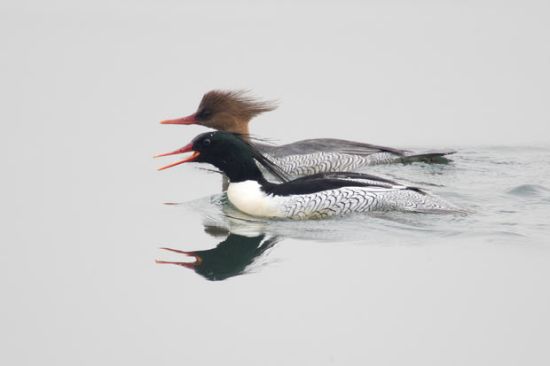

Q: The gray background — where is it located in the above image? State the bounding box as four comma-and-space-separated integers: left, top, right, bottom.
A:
2, 1, 550, 365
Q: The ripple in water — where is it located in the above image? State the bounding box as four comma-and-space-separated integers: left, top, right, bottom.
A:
507, 184, 550, 197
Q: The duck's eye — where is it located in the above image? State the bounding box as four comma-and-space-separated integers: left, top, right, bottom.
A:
197, 109, 212, 120
203, 138, 211, 146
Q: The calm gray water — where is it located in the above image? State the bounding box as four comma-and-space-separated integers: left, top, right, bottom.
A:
3, 145, 550, 365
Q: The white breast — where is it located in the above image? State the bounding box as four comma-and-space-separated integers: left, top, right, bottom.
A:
226, 181, 285, 218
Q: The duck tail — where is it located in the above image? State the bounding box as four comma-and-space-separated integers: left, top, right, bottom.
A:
400, 150, 456, 164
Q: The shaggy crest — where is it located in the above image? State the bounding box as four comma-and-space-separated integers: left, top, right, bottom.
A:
197, 90, 277, 121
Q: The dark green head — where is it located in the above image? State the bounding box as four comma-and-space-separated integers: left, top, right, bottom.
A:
155, 131, 288, 183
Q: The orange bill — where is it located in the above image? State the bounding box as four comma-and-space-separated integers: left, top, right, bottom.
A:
154, 142, 200, 170
160, 114, 197, 125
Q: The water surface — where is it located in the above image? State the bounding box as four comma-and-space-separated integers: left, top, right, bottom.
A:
3, 146, 550, 365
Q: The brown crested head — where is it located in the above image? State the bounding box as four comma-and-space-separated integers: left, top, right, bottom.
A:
161, 90, 277, 134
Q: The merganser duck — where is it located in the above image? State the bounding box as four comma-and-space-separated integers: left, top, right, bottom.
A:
161, 90, 455, 177
156, 232, 278, 281
155, 131, 460, 219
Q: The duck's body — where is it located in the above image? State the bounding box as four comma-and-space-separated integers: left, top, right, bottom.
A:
161, 90, 455, 177
227, 177, 454, 220
257, 139, 453, 176
156, 132, 461, 220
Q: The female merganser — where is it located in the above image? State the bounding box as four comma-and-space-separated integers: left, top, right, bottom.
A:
161, 90, 455, 177
155, 131, 460, 219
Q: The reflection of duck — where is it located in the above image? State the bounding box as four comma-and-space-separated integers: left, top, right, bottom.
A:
156, 230, 279, 281
161, 90, 454, 177
156, 131, 461, 219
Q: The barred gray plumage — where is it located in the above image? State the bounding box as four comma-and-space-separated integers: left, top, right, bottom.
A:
277, 186, 458, 220
265, 152, 400, 177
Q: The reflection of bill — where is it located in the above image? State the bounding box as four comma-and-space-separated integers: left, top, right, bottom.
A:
156, 228, 280, 281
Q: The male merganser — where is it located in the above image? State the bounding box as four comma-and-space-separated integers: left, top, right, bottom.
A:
155, 131, 460, 219
161, 90, 455, 177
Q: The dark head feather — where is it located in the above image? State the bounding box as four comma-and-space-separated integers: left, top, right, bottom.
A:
197, 90, 278, 122
183, 131, 289, 183
236, 133, 290, 183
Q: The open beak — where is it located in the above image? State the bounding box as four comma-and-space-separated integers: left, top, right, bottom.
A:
156, 247, 203, 269
160, 114, 197, 125
154, 142, 200, 171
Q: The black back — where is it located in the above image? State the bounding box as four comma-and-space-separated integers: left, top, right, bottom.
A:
262, 171, 424, 196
